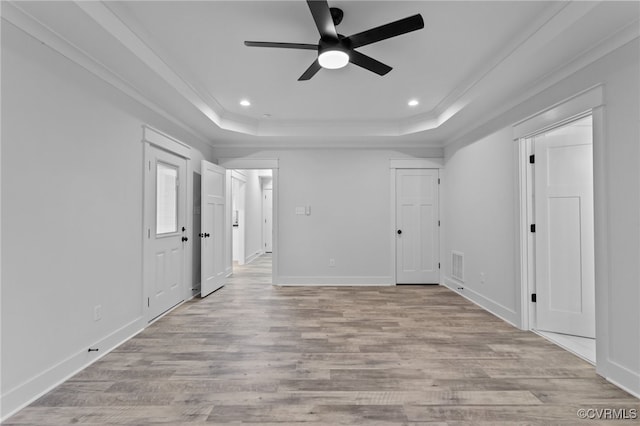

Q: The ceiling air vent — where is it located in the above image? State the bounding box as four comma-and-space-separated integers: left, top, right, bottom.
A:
452, 251, 464, 282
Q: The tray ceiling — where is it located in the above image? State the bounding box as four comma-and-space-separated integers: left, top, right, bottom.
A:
4, 1, 639, 147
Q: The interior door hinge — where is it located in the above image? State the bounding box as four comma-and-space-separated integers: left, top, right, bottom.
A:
438, 178, 440, 184
530, 224, 536, 233
438, 220, 441, 227
529, 154, 535, 164
148, 229, 150, 238
531, 293, 537, 303
438, 263, 441, 269
148, 160, 151, 171
147, 297, 150, 307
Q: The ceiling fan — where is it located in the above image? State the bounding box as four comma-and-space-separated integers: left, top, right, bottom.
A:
244, 0, 424, 81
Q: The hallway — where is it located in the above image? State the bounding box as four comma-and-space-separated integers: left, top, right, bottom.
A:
5, 255, 638, 424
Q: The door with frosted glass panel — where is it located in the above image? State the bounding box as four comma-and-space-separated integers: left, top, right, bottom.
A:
145, 145, 187, 320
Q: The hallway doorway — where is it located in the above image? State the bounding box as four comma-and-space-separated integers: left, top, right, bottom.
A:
228, 169, 274, 280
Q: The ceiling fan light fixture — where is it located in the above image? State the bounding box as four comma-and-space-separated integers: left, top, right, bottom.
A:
408, 99, 419, 107
318, 49, 349, 69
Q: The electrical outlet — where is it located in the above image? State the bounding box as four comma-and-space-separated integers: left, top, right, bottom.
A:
94, 305, 102, 321
480, 273, 485, 284
328, 258, 336, 267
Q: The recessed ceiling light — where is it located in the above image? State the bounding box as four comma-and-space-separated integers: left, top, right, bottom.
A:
240, 99, 251, 107
408, 99, 419, 107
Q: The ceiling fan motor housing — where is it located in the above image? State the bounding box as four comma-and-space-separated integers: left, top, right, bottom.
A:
318, 35, 351, 54
318, 36, 351, 69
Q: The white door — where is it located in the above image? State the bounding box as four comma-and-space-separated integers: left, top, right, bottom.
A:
201, 160, 227, 297
263, 189, 273, 253
144, 145, 187, 320
396, 169, 439, 284
534, 116, 595, 338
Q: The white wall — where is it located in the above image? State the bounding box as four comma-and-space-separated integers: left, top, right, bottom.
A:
441, 128, 520, 325
598, 44, 640, 395
240, 169, 265, 262
1, 22, 213, 418
231, 174, 244, 264
442, 39, 639, 395
213, 148, 443, 285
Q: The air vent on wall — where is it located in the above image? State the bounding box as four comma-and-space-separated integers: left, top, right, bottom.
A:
452, 251, 464, 282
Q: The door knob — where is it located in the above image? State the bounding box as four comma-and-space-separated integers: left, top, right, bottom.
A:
182, 236, 188, 242
204, 233, 210, 238
182, 226, 186, 232
397, 230, 402, 235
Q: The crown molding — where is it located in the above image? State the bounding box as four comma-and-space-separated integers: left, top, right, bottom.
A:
428, 1, 572, 122
73, 1, 235, 130
445, 20, 639, 147
2, 1, 212, 147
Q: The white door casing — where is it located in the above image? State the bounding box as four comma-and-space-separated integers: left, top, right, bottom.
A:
201, 160, 227, 297
396, 169, 440, 284
263, 189, 273, 253
224, 170, 233, 277
144, 144, 187, 320
534, 117, 595, 338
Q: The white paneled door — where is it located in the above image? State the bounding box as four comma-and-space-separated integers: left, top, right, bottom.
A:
201, 160, 227, 297
396, 169, 439, 284
263, 189, 273, 253
534, 117, 595, 338
145, 145, 187, 320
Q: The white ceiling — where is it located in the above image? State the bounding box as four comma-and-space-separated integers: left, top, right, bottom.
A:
5, 1, 639, 148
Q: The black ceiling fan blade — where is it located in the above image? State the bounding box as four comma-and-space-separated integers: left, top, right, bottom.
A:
349, 50, 392, 76
347, 14, 424, 49
244, 41, 318, 50
298, 60, 322, 81
307, 0, 338, 40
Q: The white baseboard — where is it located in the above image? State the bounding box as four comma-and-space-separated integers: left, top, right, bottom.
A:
603, 360, 640, 399
441, 277, 519, 327
0, 317, 145, 422
244, 250, 263, 265
277, 276, 394, 286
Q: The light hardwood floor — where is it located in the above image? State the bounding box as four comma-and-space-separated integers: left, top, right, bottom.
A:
5, 254, 638, 425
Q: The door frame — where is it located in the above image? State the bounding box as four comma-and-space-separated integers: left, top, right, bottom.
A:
141, 126, 191, 323
389, 159, 444, 285
217, 158, 279, 284
515, 86, 607, 361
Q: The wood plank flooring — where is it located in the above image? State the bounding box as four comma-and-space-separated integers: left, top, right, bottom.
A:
6, 254, 638, 424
